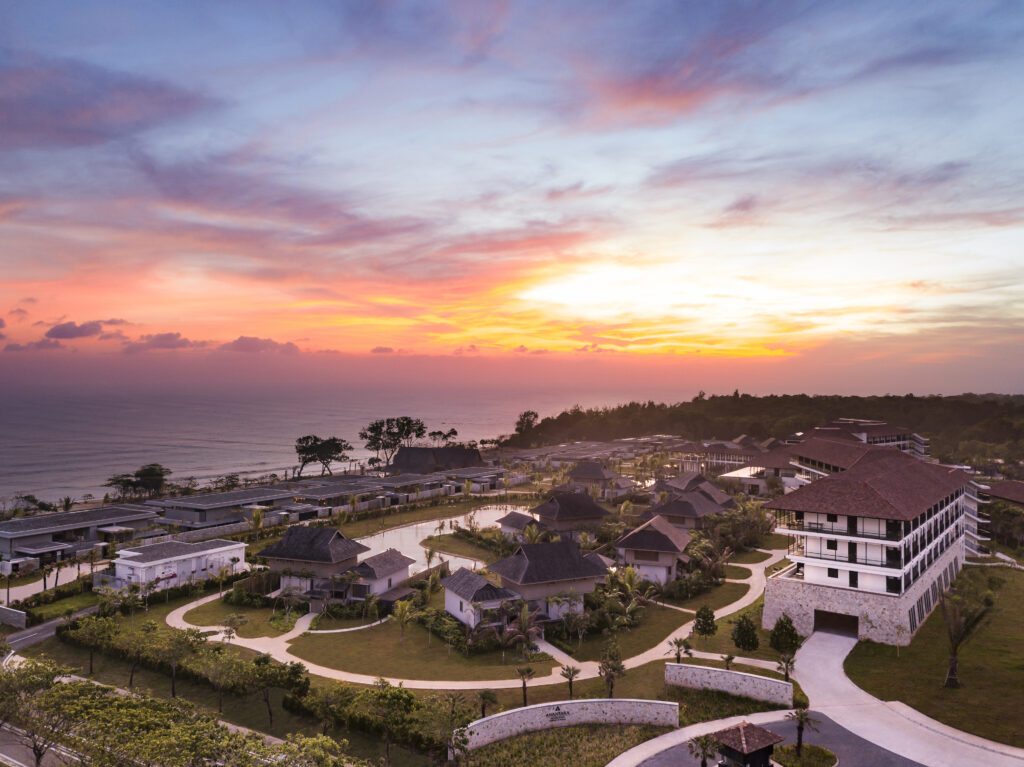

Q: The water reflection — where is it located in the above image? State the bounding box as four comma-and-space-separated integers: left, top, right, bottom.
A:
354, 504, 534, 573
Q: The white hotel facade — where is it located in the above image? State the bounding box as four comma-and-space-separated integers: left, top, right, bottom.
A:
763, 448, 981, 644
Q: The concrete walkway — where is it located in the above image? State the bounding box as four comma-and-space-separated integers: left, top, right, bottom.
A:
165, 547, 789, 690
793, 631, 1024, 767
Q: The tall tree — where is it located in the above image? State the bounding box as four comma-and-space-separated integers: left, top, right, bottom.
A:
598, 637, 626, 698
155, 627, 206, 697
941, 570, 1001, 688
560, 664, 580, 699
515, 666, 535, 707
786, 708, 820, 757
303, 682, 357, 735
686, 735, 720, 767
731, 614, 760, 653
66, 615, 119, 675
693, 605, 718, 641
515, 411, 539, 436
248, 654, 310, 728
770, 614, 800, 655
134, 463, 172, 497
360, 679, 418, 767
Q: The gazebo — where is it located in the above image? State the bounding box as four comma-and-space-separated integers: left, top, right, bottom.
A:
709, 721, 785, 767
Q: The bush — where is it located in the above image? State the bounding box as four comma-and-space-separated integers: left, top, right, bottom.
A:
662, 573, 715, 601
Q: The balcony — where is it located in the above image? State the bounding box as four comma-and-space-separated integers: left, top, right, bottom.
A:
775, 520, 902, 542
788, 545, 902, 569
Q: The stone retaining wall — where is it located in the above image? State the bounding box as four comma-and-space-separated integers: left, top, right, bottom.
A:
461, 699, 678, 750
664, 663, 792, 706
0, 605, 27, 629
763, 542, 963, 645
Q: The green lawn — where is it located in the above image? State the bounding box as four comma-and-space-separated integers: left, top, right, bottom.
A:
473, 724, 670, 767
2, 569, 44, 590
661, 581, 750, 613
687, 594, 783, 661
761, 533, 793, 550
29, 590, 100, 621
183, 598, 288, 638
730, 549, 772, 564
20, 638, 427, 767
419, 533, 496, 563
722, 564, 752, 580
287, 617, 556, 681
570, 605, 693, 662
845, 567, 1024, 747
775, 744, 837, 767
309, 614, 377, 631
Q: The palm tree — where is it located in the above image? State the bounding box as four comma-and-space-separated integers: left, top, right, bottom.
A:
687, 735, 719, 767
777, 652, 796, 683
391, 600, 415, 642
249, 508, 264, 541
941, 586, 995, 688
509, 603, 542, 658
786, 708, 820, 757
560, 665, 580, 699
477, 689, 498, 718
516, 666, 535, 707
495, 624, 519, 665
523, 523, 545, 544
666, 637, 691, 663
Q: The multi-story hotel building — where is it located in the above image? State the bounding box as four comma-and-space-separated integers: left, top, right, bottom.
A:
763, 448, 977, 644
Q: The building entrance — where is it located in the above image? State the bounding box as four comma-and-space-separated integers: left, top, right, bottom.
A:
813, 609, 859, 636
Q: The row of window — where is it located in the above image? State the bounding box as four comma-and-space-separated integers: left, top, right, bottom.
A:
908, 557, 960, 632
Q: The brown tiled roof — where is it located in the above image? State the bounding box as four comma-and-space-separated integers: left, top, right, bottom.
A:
531, 492, 610, 522
487, 541, 607, 585
987, 480, 1024, 506
768, 451, 969, 521
711, 721, 784, 754
568, 460, 616, 481
790, 436, 878, 469
615, 515, 691, 556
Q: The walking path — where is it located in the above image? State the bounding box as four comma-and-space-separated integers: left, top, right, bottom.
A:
166, 547, 787, 689
791, 631, 1024, 767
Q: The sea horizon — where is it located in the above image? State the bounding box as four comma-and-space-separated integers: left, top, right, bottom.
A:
0, 382, 689, 504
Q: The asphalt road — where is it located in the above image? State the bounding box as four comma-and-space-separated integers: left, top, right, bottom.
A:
638, 712, 926, 767
4, 605, 99, 654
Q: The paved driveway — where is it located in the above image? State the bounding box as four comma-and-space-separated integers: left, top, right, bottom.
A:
637, 712, 924, 767
794, 631, 1024, 767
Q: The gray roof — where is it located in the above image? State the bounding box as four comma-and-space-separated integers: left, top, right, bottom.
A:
616, 515, 692, 556
531, 493, 610, 522
350, 548, 415, 579
568, 461, 616, 481
488, 541, 608, 586
644, 488, 732, 521
117, 538, 242, 564
496, 511, 547, 531
0, 505, 157, 538
148, 488, 295, 510
441, 567, 517, 602
257, 526, 369, 563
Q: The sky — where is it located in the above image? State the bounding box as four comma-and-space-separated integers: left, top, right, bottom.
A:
1, 1, 1023, 395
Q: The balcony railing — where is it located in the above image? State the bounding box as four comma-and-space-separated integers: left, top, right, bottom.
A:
788, 546, 901, 569
776, 520, 901, 541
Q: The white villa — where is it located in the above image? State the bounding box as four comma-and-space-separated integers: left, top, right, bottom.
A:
763, 448, 976, 644
102, 539, 246, 592
441, 567, 518, 628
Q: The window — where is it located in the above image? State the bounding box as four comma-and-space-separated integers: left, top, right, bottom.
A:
826, 539, 838, 551
886, 576, 901, 594
826, 514, 838, 523
908, 608, 918, 632
459, 600, 463, 612
848, 571, 859, 588
387, 578, 392, 588
827, 568, 839, 579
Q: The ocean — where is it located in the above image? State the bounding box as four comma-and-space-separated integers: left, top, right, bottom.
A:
0, 384, 684, 503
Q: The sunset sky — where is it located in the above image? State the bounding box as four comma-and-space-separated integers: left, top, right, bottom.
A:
2, 1, 1023, 393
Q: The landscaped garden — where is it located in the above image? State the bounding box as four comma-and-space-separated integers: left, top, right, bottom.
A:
568, 604, 691, 662
729, 549, 772, 564
774, 743, 838, 767
684, 594, 784, 662
183, 598, 291, 638
287, 617, 557, 681
419, 532, 497, 563
661, 580, 749, 612
845, 566, 1024, 747
721, 563, 752, 580
472, 724, 670, 767
27, 589, 100, 621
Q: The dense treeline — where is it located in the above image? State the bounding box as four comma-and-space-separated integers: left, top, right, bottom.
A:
505, 393, 1024, 472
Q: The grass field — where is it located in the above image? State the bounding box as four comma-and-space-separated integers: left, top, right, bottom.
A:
730, 549, 772, 564
419, 533, 496, 563
845, 567, 1024, 747
775, 744, 837, 767
309, 614, 377, 631
686, 594, 783, 661
661, 581, 750, 613
183, 598, 289, 638
761, 533, 793, 550
722, 564, 752, 580
29, 590, 100, 621
20, 637, 428, 766
570, 604, 693, 662
287, 616, 556, 680
473, 724, 670, 767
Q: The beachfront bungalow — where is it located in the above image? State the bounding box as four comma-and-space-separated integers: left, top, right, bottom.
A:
0, 505, 160, 569
530, 492, 610, 537
614, 515, 691, 585
257, 526, 369, 578
441, 567, 518, 628
567, 460, 617, 491
496, 511, 548, 541
486, 541, 608, 620
148, 488, 295, 530
344, 548, 416, 599
98, 538, 245, 592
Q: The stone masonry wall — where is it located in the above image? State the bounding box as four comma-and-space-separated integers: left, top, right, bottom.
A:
763, 541, 963, 645
462, 699, 678, 750
664, 663, 793, 706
